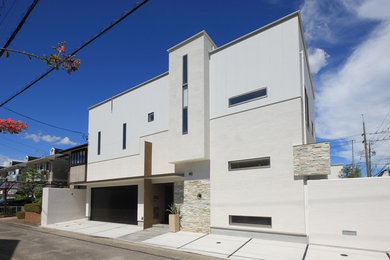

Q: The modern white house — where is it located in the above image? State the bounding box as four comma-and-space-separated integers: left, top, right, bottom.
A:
73, 11, 328, 238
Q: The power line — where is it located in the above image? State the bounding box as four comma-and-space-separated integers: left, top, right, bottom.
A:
0, 0, 39, 57
0, 0, 149, 107
1, 106, 86, 136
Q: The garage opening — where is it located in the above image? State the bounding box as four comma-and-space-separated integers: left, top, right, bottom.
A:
91, 185, 138, 225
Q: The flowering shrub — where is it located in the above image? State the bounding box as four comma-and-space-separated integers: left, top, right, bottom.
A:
1, 42, 81, 74
0, 118, 28, 134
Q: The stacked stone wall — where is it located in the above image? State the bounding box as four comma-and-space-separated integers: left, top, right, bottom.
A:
293, 142, 330, 176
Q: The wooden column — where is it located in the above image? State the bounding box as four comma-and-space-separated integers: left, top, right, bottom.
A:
143, 141, 153, 229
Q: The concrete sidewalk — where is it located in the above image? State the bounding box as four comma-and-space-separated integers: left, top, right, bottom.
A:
44, 219, 389, 260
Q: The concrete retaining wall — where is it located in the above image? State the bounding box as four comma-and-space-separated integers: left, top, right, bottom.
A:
307, 177, 390, 251
41, 188, 86, 226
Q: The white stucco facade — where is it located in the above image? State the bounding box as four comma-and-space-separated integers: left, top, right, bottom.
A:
84, 12, 318, 236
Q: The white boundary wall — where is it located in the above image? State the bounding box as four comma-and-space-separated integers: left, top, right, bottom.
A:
307, 177, 390, 252
41, 188, 86, 226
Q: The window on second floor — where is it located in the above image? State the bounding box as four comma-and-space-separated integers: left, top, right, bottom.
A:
305, 89, 310, 128
71, 149, 87, 166
182, 54, 188, 135
229, 88, 267, 107
97, 131, 101, 155
148, 112, 154, 122
123, 123, 127, 150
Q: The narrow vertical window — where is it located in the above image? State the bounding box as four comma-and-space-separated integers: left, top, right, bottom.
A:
97, 131, 101, 155
305, 89, 309, 128
122, 123, 126, 150
182, 55, 188, 134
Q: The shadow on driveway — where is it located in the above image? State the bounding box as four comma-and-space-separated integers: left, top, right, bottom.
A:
0, 239, 19, 260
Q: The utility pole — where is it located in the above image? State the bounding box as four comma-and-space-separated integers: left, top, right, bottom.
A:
362, 115, 371, 177
351, 140, 355, 166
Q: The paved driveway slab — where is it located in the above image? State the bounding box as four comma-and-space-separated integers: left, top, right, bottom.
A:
230, 238, 306, 260
180, 234, 251, 259
305, 245, 388, 260
45, 219, 141, 238
143, 231, 206, 249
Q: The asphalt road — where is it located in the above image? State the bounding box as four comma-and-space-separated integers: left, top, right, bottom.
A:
0, 219, 218, 260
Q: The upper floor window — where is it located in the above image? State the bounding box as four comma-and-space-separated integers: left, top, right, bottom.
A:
228, 157, 270, 171
182, 55, 188, 134
122, 123, 127, 150
229, 88, 267, 107
148, 112, 154, 122
305, 89, 310, 128
97, 131, 101, 155
71, 149, 87, 166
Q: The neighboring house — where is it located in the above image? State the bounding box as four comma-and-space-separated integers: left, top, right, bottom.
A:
0, 161, 25, 200
60, 143, 88, 185
25, 148, 69, 187
378, 169, 390, 177
73, 10, 331, 238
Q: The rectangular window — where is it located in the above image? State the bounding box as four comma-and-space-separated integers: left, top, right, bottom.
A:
229, 157, 270, 171
70, 149, 87, 166
229, 215, 272, 228
305, 89, 309, 128
182, 54, 188, 134
183, 55, 188, 85
229, 88, 267, 107
182, 85, 188, 134
97, 131, 101, 155
122, 123, 126, 150
148, 112, 154, 122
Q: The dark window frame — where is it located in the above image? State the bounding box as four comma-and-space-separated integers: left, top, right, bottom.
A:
228, 157, 270, 171
97, 131, 101, 155
70, 149, 87, 167
148, 112, 154, 122
229, 215, 272, 228
122, 123, 127, 150
229, 88, 267, 107
305, 89, 310, 128
182, 54, 188, 135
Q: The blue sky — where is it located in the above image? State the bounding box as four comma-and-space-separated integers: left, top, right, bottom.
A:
0, 0, 389, 176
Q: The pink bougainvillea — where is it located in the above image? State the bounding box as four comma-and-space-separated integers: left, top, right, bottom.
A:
0, 118, 28, 134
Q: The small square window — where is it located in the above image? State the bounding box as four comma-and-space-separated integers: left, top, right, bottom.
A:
148, 112, 154, 122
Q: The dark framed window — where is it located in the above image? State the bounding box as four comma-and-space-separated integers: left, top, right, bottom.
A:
229, 215, 272, 228
229, 88, 267, 107
182, 54, 188, 134
305, 89, 309, 128
122, 123, 127, 150
183, 55, 188, 85
228, 157, 270, 171
71, 149, 87, 166
97, 131, 101, 155
148, 112, 154, 122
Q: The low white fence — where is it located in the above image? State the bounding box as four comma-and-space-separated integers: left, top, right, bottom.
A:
41, 188, 86, 226
307, 177, 390, 252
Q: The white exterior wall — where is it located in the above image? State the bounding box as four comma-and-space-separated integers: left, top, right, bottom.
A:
307, 178, 390, 251
88, 75, 174, 181
41, 188, 86, 225
210, 98, 307, 235
298, 26, 315, 144
210, 17, 301, 119
168, 34, 214, 162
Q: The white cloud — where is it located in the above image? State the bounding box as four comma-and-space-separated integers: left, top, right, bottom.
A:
0, 154, 13, 167
56, 137, 77, 146
301, 0, 390, 169
24, 131, 77, 146
308, 48, 329, 74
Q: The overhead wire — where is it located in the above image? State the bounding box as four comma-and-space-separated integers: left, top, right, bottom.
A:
0, 0, 149, 107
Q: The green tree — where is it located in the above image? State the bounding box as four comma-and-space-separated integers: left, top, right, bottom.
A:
15, 168, 45, 204
339, 164, 362, 178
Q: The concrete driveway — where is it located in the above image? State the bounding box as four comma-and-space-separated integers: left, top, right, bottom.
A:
44, 219, 389, 260
45, 218, 141, 238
